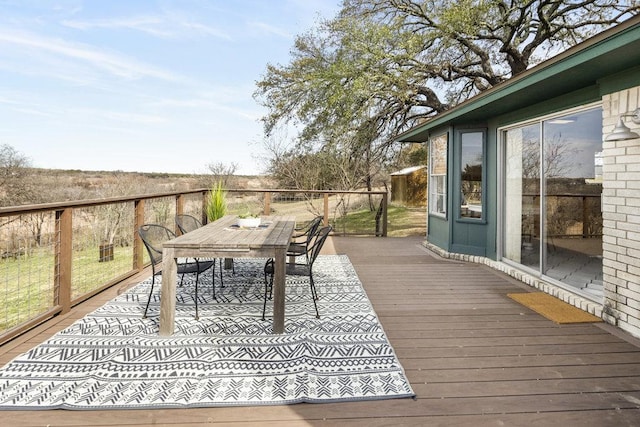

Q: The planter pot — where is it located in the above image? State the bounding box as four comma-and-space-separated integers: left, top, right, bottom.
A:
237, 217, 261, 228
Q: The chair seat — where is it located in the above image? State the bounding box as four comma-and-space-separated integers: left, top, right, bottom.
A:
179, 259, 216, 275
286, 243, 306, 257
264, 261, 310, 277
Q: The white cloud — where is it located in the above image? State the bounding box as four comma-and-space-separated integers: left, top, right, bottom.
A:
150, 96, 261, 121
178, 20, 230, 39
62, 16, 172, 37
0, 30, 181, 81
78, 108, 166, 124
248, 21, 292, 39
62, 14, 231, 40
0, 92, 56, 117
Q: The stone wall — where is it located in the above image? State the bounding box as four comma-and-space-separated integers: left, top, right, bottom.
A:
602, 87, 640, 339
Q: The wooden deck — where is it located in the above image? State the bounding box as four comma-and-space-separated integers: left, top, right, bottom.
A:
2, 236, 640, 426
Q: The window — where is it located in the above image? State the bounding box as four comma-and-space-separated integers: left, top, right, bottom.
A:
429, 133, 448, 216
459, 131, 484, 219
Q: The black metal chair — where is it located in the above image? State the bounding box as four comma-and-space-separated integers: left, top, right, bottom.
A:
263, 225, 332, 320
286, 215, 323, 263
138, 224, 216, 320
175, 214, 203, 235
175, 214, 232, 285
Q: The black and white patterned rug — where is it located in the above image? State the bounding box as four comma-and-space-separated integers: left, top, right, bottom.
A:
0, 255, 414, 410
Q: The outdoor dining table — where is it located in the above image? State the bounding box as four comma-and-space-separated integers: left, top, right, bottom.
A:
159, 215, 296, 335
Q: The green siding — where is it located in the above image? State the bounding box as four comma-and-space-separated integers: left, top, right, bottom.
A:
427, 215, 449, 250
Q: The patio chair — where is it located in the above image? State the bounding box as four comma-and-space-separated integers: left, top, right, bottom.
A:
175, 214, 203, 235
176, 214, 235, 283
138, 224, 216, 320
263, 225, 332, 321
286, 215, 323, 263
266, 219, 324, 291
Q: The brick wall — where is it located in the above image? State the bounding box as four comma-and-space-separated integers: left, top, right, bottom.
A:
602, 87, 640, 339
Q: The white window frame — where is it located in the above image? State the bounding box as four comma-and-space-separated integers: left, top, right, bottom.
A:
429, 133, 448, 217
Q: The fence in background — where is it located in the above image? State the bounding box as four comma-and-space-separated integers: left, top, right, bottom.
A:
0, 188, 387, 344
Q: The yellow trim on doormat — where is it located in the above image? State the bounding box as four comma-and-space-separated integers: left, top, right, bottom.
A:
507, 292, 602, 324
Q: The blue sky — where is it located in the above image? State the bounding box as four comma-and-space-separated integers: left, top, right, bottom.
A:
0, 0, 340, 175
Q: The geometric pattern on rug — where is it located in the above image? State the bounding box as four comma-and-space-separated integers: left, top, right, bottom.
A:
0, 255, 415, 410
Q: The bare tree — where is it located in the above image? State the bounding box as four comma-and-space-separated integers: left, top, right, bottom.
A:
263, 130, 378, 192
72, 173, 146, 252
0, 144, 35, 207
204, 161, 238, 188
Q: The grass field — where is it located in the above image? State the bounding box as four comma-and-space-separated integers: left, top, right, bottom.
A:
0, 245, 136, 332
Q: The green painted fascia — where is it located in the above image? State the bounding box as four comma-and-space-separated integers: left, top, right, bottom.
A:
495, 85, 601, 128
599, 65, 640, 94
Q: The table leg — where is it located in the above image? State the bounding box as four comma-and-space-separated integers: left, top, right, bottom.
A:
272, 247, 286, 334
159, 247, 177, 336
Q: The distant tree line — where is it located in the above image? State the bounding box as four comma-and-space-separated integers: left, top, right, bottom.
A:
0, 144, 245, 208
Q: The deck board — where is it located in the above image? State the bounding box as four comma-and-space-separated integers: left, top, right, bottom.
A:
2, 235, 640, 426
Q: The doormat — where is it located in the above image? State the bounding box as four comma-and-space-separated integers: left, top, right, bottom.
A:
507, 292, 602, 324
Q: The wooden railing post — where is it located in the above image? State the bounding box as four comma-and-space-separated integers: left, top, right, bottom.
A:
264, 192, 271, 216
54, 208, 72, 314
582, 196, 588, 238
382, 192, 388, 237
202, 190, 209, 224
176, 194, 184, 234
133, 199, 145, 270
323, 193, 329, 226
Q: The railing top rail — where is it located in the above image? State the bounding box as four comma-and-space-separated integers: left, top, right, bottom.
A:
226, 189, 388, 195
522, 193, 602, 197
0, 188, 387, 217
0, 189, 209, 217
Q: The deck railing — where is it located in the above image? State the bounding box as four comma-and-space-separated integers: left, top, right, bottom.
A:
0, 188, 387, 344
522, 193, 603, 239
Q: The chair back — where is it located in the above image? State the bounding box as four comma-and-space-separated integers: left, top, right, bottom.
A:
138, 224, 176, 266
298, 216, 324, 251
306, 226, 332, 267
175, 214, 202, 235
303, 216, 323, 246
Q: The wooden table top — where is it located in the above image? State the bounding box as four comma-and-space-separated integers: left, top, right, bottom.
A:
163, 215, 296, 251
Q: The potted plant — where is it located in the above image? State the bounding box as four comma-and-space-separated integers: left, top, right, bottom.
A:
237, 211, 261, 228
206, 181, 234, 269
206, 181, 227, 222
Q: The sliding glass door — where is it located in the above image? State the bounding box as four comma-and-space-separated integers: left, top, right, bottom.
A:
502, 107, 603, 297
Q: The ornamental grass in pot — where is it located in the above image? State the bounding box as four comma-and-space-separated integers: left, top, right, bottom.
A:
206, 181, 227, 222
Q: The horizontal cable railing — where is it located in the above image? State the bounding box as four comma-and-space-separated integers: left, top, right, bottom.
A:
0, 188, 387, 344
